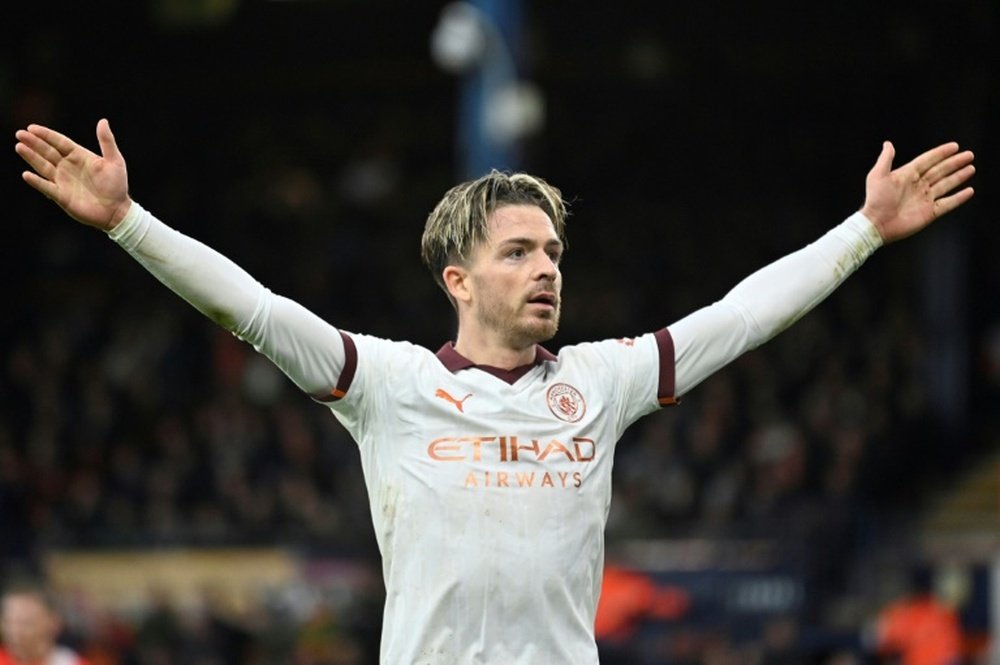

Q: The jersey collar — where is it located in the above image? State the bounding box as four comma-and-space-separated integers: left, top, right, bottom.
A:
436, 342, 557, 384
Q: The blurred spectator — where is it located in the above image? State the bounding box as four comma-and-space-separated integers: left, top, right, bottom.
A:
0, 580, 88, 665
874, 567, 963, 665
132, 588, 181, 665
595, 564, 690, 663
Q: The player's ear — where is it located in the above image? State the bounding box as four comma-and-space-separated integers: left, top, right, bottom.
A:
443, 264, 472, 305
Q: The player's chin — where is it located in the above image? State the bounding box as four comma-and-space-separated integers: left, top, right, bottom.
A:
524, 316, 559, 341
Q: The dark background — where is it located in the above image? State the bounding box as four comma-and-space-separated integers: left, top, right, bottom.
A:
2, 1, 997, 663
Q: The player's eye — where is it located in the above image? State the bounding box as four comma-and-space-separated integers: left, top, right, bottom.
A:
507, 248, 526, 259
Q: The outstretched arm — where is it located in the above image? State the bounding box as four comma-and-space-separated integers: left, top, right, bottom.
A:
668, 141, 975, 397
16, 120, 263, 329
15, 120, 349, 400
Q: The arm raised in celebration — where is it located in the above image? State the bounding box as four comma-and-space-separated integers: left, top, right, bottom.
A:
668, 141, 975, 397
16, 120, 349, 400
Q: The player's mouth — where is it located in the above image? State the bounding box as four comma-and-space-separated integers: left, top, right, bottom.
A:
526, 292, 558, 310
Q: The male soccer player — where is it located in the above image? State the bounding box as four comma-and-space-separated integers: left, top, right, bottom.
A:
0, 582, 88, 665
15, 119, 974, 664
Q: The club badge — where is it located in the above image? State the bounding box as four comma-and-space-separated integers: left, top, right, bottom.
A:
546, 383, 586, 423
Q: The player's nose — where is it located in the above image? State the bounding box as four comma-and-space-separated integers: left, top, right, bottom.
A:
532, 250, 559, 280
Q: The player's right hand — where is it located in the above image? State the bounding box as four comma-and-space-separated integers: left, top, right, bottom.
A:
15, 119, 132, 231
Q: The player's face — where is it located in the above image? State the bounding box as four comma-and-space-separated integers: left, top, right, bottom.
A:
1, 594, 58, 661
467, 204, 563, 347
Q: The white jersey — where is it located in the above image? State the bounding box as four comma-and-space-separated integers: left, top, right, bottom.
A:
0, 646, 86, 665
321, 332, 675, 663
50, 647, 85, 665
109, 202, 882, 665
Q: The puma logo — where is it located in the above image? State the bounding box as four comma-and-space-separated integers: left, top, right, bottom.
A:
435, 389, 473, 413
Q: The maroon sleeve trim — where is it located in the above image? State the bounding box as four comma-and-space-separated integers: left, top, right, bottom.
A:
316, 331, 358, 403
654, 328, 678, 406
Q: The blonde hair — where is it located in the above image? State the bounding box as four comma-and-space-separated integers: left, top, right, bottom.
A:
421, 170, 568, 302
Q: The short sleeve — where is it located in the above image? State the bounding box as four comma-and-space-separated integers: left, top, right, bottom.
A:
564, 329, 677, 438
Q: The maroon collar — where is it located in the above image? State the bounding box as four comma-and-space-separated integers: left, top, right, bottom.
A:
436, 342, 557, 384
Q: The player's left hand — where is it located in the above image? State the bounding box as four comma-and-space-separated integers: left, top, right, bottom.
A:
860, 141, 975, 244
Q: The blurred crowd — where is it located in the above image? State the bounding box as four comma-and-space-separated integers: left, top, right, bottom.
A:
3, 1, 998, 663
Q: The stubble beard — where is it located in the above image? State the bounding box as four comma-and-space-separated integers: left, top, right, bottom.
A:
477, 297, 560, 348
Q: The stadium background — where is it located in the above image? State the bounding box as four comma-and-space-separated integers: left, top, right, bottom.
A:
1, 0, 998, 663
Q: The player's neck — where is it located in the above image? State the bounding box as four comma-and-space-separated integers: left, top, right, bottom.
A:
453, 330, 536, 370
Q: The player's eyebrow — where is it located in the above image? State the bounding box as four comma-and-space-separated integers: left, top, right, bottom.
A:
497, 237, 564, 252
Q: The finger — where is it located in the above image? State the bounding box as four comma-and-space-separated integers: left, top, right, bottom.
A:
96, 118, 122, 162
923, 150, 974, 185
932, 187, 974, 218
871, 141, 895, 177
908, 142, 960, 176
14, 141, 58, 180
15, 128, 66, 168
26, 123, 79, 158
930, 165, 975, 200
22, 170, 60, 201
